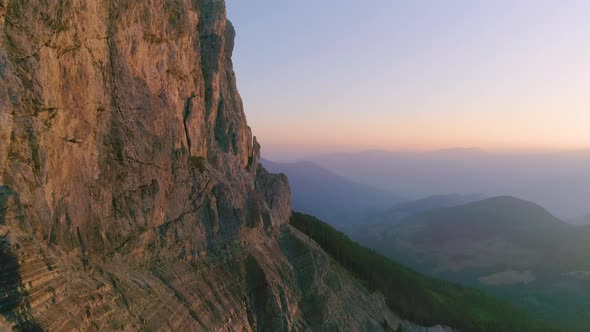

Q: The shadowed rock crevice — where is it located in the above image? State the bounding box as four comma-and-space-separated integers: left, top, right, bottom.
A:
0, 187, 42, 331
0, 186, 10, 225
196, 0, 224, 116
183, 93, 196, 156
278, 231, 326, 326
244, 255, 276, 331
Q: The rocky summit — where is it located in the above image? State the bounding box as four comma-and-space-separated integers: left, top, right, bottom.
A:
0, 1, 425, 331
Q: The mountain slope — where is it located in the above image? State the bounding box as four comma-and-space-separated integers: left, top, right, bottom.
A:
0, 1, 429, 330
262, 159, 403, 226
568, 212, 590, 225
290, 212, 553, 331
366, 193, 488, 225
356, 196, 587, 272
353, 196, 590, 330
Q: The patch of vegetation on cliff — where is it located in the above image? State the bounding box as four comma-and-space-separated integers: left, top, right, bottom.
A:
189, 156, 207, 173
290, 212, 556, 332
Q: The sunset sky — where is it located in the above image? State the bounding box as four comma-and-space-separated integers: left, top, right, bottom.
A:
226, 1, 590, 160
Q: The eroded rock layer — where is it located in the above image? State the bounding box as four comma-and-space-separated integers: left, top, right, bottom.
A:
0, 0, 402, 330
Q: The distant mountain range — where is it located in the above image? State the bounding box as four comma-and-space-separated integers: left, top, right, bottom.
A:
306, 149, 590, 218
350, 196, 590, 330
261, 159, 404, 226
262, 159, 492, 228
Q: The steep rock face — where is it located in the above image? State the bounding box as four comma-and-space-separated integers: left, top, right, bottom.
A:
0, 1, 411, 331
0, 0, 270, 253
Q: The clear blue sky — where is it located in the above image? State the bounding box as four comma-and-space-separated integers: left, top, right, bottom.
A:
226, 1, 590, 161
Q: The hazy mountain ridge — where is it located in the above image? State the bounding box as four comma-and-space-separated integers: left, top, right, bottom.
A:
262, 159, 404, 226
366, 193, 488, 226
308, 149, 590, 218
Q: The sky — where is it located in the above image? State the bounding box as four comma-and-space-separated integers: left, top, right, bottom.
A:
226, 1, 590, 161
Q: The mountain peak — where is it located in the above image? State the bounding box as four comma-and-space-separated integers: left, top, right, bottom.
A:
416, 195, 567, 231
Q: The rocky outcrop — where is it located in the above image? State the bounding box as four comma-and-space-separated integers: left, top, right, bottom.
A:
0, 0, 423, 331
0, 0, 269, 254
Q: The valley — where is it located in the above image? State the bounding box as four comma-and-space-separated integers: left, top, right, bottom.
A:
0, 0, 586, 331
275, 160, 590, 330
351, 197, 590, 330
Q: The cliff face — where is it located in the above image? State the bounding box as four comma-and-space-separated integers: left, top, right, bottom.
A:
0, 0, 286, 253
0, 1, 405, 330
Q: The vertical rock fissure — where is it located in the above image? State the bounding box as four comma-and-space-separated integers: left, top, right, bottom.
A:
183, 93, 196, 156
106, 2, 123, 119
0, 186, 12, 225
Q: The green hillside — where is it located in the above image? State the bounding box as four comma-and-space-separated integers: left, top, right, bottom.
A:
350, 196, 590, 330
290, 212, 555, 332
